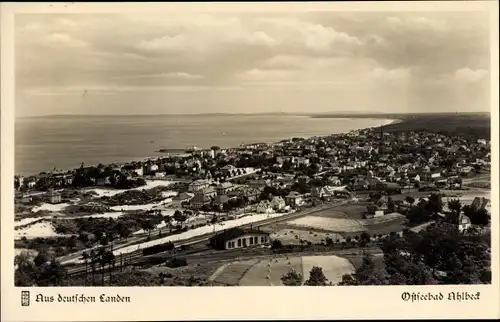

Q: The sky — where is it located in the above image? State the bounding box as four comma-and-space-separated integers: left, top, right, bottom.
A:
15, 11, 492, 117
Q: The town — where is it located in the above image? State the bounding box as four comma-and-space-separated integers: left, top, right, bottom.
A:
14, 122, 492, 287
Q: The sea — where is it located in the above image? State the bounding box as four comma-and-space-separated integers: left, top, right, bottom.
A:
15, 115, 394, 176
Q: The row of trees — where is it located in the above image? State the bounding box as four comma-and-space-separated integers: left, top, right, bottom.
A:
80, 247, 117, 285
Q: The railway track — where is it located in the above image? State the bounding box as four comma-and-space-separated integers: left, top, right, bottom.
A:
64, 200, 353, 276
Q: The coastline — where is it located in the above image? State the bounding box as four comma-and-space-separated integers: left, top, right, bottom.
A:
15, 117, 397, 177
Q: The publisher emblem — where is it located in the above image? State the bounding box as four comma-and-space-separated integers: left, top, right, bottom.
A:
21, 291, 30, 306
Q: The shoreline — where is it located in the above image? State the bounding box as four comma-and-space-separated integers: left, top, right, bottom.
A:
15, 117, 397, 177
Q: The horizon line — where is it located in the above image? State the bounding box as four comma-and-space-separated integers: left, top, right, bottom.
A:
16, 111, 492, 118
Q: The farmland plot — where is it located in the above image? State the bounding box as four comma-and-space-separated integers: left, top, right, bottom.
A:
302, 255, 355, 285
287, 216, 366, 233
239, 257, 302, 286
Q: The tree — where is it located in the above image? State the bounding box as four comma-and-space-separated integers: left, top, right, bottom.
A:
338, 253, 387, 286
366, 204, 377, 214
426, 193, 443, 214
116, 222, 131, 241
387, 197, 395, 212
463, 205, 489, 226
14, 252, 37, 286
405, 196, 415, 206
271, 239, 283, 250
448, 199, 462, 216
80, 251, 90, 285
281, 270, 303, 286
304, 266, 329, 286
140, 219, 155, 238
34, 250, 50, 267
359, 232, 371, 247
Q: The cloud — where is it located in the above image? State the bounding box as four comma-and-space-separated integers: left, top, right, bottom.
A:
56, 18, 78, 30
45, 33, 88, 48
387, 16, 447, 31
14, 11, 491, 115
454, 68, 488, 83
372, 67, 411, 80
114, 72, 204, 80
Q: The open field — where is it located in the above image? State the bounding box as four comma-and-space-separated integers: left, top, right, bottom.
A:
288, 216, 366, 233
239, 257, 302, 286
302, 255, 355, 285
212, 259, 261, 285
311, 203, 370, 220
213, 254, 357, 286
286, 212, 407, 237
270, 229, 344, 245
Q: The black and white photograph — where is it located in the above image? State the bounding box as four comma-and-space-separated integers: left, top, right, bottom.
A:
1, 2, 499, 320
8, 3, 496, 288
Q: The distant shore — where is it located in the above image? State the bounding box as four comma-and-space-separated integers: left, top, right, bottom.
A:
15, 116, 394, 177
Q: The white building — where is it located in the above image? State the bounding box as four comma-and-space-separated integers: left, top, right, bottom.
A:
458, 213, 472, 233
209, 228, 271, 250
270, 196, 286, 211
256, 201, 273, 213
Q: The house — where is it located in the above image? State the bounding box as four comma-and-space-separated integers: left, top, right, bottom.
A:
189, 194, 212, 209
26, 180, 36, 189
209, 227, 270, 250
256, 200, 273, 213
196, 186, 217, 198
96, 177, 110, 186
154, 172, 166, 178
284, 191, 303, 207
459, 166, 473, 175
458, 213, 472, 233
171, 192, 194, 207
248, 179, 271, 189
130, 167, 143, 177
270, 196, 286, 211
188, 179, 210, 192
213, 195, 230, 209
241, 187, 260, 202
216, 182, 235, 196
46, 190, 61, 204
144, 163, 159, 174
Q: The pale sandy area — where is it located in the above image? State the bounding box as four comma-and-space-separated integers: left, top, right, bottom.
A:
14, 217, 52, 228
84, 180, 176, 197
109, 198, 172, 212
31, 202, 71, 213
15, 221, 69, 239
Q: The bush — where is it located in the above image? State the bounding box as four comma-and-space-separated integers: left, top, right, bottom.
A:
271, 239, 283, 250
142, 242, 175, 256
165, 257, 188, 268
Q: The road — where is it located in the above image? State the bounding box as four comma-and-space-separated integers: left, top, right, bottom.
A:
63, 199, 355, 275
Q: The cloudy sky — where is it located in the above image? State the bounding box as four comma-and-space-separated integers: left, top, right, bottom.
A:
15, 11, 491, 117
